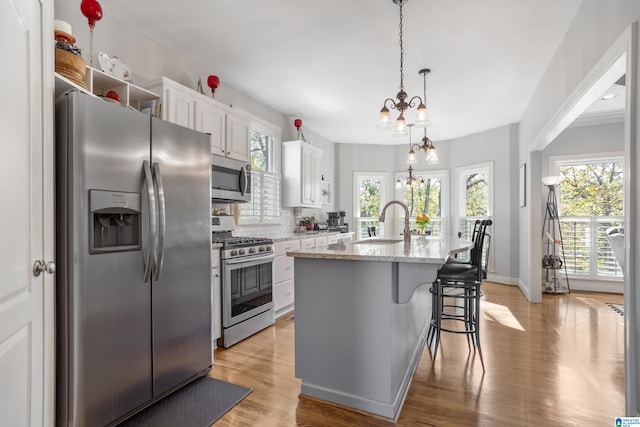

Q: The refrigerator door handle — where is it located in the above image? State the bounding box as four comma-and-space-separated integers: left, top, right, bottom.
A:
143, 160, 157, 282
240, 166, 248, 197
152, 162, 166, 281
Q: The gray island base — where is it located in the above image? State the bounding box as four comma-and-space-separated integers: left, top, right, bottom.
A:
288, 236, 472, 420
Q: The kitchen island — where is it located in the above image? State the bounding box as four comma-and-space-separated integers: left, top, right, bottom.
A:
287, 235, 473, 420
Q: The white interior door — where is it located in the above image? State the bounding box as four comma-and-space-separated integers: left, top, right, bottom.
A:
0, 0, 53, 426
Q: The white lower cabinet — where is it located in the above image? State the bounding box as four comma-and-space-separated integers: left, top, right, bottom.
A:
274, 239, 300, 317
212, 248, 221, 347
274, 279, 295, 313
272, 234, 351, 317
300, 237, 316, 249
315, 236, 328, 247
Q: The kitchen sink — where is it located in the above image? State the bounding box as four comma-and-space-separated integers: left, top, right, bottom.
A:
352, 238, 402, 245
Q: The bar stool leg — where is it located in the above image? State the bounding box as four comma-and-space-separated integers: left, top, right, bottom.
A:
474, 283, 485, 371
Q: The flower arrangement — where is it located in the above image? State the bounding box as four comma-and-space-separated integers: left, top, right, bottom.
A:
415, 213, 431, 233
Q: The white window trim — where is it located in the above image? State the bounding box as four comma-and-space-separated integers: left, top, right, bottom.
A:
549, 151, 624, 173
353, 172, 389, 239
249, 119, 281, 174
456, 161, 494, 219
550, 152, 624, 281
455, 162, 494, 274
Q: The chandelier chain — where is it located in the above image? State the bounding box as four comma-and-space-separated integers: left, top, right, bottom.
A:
398, 1, 404, 92
423, 71, 428, 136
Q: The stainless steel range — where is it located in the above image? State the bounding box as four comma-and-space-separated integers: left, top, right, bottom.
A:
212, 216, 275, 348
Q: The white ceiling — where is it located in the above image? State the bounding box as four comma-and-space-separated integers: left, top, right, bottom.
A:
101, 0, 584, 145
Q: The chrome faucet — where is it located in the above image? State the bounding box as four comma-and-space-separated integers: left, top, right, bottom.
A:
379, 200, 411, 243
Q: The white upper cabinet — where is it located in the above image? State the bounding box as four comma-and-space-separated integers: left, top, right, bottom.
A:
194, 99, 225, 158
282, 140, 323, 208
225, 113, 250, 162
163, 81, 193, 128
144, 77, 250, 163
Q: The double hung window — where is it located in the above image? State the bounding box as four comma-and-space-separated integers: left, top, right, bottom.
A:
553, 154, 624, 279
394, 169, 448, 236
456, 162, 493, 239
353, 172, 387, 239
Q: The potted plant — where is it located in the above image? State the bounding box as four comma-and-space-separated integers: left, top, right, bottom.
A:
301, 216, 317, 230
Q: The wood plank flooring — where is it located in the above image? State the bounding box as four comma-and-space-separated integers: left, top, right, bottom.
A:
209, 282, 624, 426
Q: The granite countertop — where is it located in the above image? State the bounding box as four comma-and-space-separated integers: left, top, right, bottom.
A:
272, 231, 354, 243
287, 235, 473, 264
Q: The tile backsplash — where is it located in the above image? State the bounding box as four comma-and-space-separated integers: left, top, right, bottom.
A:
234, 208, 299, 238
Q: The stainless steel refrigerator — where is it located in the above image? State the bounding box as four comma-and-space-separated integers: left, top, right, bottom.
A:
55, 91, 212, 427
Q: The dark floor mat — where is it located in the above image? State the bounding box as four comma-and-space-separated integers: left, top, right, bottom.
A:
118, 376, 252, 427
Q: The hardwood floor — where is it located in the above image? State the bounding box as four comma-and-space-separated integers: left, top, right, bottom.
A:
209, 282, 624, 426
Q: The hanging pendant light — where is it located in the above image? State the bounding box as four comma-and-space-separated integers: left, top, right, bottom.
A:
397, 125, 426, 188
407, 68, 438, 164
377, 0, 427, 136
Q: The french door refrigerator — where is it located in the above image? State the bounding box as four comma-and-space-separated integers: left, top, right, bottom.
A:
55, 90, 212, 427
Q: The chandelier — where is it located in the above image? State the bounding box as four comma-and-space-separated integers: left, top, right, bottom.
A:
407, 68, 438, 164
397, 124, 425, 188
377, 0, 428, 136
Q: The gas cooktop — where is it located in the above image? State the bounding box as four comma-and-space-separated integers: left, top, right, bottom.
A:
212, 236, 273, 249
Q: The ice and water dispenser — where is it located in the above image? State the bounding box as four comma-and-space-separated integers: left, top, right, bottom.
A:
89, 190, 142, 254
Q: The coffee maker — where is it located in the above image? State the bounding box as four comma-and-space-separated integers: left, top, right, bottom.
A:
327, 211, 348, 233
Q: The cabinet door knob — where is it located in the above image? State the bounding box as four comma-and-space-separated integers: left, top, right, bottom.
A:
33, 260, 56, 276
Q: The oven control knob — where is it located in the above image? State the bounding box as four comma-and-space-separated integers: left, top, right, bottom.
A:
230, 249, 238, 256
265, 246, 272, 251
239, 249, 246, 255
249, 247, 256, 254
259, 246, 265, 252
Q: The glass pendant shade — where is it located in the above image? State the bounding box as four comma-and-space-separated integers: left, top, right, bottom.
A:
377, 107, 391, 128
407, 149, 417, 165
396, 178, 403, 189
393, 113, 408, 136
414, 103, 428, 127
425, 146, 438, 164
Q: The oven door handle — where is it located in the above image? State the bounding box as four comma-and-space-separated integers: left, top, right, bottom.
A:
224, 253, 275, 265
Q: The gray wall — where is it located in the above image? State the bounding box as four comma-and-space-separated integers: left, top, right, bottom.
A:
335, 143, 398, 228
542, 122, 625, 175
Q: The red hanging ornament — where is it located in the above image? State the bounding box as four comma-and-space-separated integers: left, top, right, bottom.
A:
207, 75, 220, 98
80, 0, 102, 67
81, 0, 103, 28
294, 119, 307, 142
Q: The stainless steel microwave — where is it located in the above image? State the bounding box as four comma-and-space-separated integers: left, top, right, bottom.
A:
211, 156, 251, 203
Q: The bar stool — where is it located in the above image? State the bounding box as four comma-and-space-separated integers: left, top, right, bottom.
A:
427, 219, 492, 371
